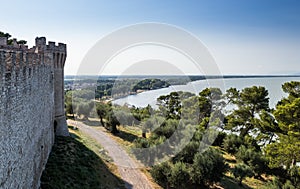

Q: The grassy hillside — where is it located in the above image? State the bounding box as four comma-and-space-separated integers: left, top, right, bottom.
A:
40, 126, 126, 189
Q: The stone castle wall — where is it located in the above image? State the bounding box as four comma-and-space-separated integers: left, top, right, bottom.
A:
0, 37, 68, 188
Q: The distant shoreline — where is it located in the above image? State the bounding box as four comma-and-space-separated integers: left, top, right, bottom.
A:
64, 75, 300, 102
64, 74, 300, 80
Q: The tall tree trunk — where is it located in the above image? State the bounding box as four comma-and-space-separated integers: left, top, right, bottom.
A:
239, 178, 243, 186
99, 116, 105, 127
111, 124, 119, 134
268, 133, 274, 144
291, 158, 296, 168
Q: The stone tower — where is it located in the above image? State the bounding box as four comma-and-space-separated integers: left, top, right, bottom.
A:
35, 37, 69, 136
0, 35, 69, 188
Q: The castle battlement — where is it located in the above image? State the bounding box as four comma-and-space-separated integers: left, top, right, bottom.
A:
0, 37, 67, 75
0, 36, 69, 189
0, 36, 66, 53
35, 37, 66, 53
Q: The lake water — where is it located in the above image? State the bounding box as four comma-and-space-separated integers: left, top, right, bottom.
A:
113, 77, 300, 109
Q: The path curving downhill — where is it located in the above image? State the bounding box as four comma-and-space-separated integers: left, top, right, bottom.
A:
67, 120, 153, 189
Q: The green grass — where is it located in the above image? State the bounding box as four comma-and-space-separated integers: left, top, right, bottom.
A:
41, 127, 126, 189
218, 176, 251, 189
218, 147, 273, 189
97, 125, 142, 151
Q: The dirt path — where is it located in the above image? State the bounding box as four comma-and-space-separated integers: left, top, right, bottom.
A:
67, 120, 153, 189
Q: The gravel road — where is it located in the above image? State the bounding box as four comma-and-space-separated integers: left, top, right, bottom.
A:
67, 120, 153, 189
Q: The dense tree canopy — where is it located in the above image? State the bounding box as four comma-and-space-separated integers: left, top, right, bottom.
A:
132, 78, 170, 92
266, 81, 300, 173
225, 86, 270, 137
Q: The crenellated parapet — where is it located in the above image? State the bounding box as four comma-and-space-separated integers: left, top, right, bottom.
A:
34, 37, 67, 69
0, 36, 66, 52
0, 36, 69, 136
0, 37, 29, 50
0, 36, 67, 69
0, 37, 55, 90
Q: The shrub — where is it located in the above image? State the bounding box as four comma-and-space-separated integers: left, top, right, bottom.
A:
232, 163, 254, 185
173, 141, 200, 164
153, 119, 178, 138
169, 162, 190, 188
222, 134, 243, 154
191, 148, 228, 186
282, 180, 296, 189
212, 132, 227, 147
134, 138, 150, 148
150, 162, 172, 188
235, 145, 268, 176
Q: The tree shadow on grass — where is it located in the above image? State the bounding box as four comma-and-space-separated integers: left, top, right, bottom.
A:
218, 175, 252, 189
41, 134, 131, 189
67, 126, 80, 140
82, 119, 102, 127
114, 129, 139, 143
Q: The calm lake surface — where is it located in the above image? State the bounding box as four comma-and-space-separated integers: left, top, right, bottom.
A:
113, 77, 300, 109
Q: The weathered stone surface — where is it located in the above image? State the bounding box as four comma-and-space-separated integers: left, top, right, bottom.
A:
0, 36, 68, 189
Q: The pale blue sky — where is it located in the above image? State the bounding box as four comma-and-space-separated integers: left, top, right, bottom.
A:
1, 0, 300, 75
